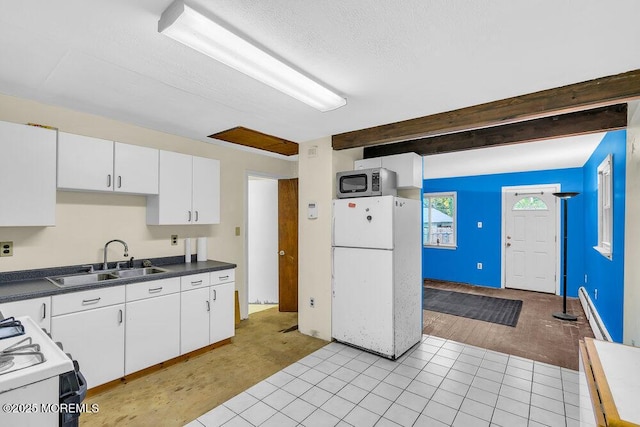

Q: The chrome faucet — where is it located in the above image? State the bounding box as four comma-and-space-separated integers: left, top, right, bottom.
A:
103, 239, 129, 270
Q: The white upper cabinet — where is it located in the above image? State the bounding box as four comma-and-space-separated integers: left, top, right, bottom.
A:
57, 132, 113, 191
113, 142, 159, 194
57, 132, 159, 194
192, 155, 220, 224
0, 121, 56, 226
147, 150, 220, 225
355, 152, 423, 189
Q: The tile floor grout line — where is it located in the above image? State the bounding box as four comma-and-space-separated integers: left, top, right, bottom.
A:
192, 334, 593, 427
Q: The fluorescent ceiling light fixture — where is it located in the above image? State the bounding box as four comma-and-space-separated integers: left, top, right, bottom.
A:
159, 1, 346, 112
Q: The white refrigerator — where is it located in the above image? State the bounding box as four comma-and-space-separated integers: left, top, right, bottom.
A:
332, 195, 422, 359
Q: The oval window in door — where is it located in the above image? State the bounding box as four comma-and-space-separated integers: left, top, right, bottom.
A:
513, 196, 548, 211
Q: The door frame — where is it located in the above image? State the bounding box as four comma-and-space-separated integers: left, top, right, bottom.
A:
501, 183, 561, 295
244, 170, 288, 320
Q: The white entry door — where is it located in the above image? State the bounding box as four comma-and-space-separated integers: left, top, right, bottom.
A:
503, 186, 558, 294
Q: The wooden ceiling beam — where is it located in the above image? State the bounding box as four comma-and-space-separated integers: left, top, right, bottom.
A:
333, 69, 640, 150
362, 104, 628, 158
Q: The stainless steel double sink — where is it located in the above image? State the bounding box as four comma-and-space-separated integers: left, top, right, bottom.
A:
46, 267, 169, 288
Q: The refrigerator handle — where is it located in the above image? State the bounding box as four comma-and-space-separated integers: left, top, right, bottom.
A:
331, 247, 335, 298
331, 214, 335, 247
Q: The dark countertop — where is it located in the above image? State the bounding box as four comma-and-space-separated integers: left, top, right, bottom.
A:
0, 256, 236, 303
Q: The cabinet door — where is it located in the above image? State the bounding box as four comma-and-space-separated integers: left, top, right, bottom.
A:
354, 158, 382, 170
0, 297, 51, 332
147, 150, 192, 225
380, 153, 423, 189
113, 142, 159, 195
51, 304, 125, 388
192, 156, 220, 224
125, 293, 180, 374
57, 132, 114, 191
0, 121, 56, 226
180, 287, 210, 354
210, 282, 235, 344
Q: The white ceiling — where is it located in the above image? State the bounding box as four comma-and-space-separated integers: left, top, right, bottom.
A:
0, 1, 639, 160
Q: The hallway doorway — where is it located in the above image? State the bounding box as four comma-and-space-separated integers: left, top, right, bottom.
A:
247, 176, 279, 313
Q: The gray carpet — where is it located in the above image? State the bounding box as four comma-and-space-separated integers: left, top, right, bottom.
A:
423, 287, 523, 327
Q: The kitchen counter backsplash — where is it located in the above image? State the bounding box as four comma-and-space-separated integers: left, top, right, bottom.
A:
0, 256, 236, 303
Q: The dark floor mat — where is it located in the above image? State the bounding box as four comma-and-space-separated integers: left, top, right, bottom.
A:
423, 287, 523, 327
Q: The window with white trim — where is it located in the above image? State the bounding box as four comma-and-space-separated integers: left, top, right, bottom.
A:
595, 154, 613, 259
423, 192, 456, 248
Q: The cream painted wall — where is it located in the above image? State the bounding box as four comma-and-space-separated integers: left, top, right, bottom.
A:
624, 100, 640, 346
297, 137, 361, 341
0, 94, 296, 319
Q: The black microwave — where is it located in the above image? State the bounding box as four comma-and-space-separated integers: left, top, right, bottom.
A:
336, 167, 397, 198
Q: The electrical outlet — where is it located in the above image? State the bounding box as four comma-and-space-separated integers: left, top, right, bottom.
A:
171, 235, 178, 246
310, 297, 315, 308
235, 227, 241, 236
0, 241, 13, 257
477, 262, 483, 270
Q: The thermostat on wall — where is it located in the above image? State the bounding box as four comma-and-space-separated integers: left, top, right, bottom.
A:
308, 201, 318, 219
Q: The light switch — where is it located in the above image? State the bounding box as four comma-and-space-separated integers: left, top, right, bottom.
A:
235, 227, 241, 236
477, 221, 483, 228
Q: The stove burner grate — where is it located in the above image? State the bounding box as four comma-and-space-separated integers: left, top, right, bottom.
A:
0, 355, 15, 373
0, 336, 46, 375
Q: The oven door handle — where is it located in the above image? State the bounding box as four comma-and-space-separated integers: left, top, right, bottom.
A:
76, 369, 88, 401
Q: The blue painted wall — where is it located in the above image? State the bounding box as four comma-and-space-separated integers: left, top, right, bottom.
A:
581, 130, 626, 342
423, 169, 584, 292
423, 130, 626, 341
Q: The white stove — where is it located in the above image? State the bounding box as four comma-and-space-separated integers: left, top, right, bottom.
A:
0, 316, 84, 426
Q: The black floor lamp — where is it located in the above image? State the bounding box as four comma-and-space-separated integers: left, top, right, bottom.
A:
552, 192, 579, 321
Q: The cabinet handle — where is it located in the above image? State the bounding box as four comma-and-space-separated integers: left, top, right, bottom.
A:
148, 287, 163, 293
191, 280, 203, 286
219, 275, 229, 280
118, 309, 123, 324
195, 211, 199, 222
188, 211, 192, 222
82, 297, 101, 305
206, 300, 210, 312
107, 174, 112, 188
213, 289, 217, 301
118, 175, 122, 188
41, 302, 47, 320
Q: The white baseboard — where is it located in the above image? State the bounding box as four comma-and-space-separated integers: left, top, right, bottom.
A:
579, 286, 612, 341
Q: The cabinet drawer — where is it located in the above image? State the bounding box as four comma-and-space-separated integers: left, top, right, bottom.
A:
210, 269, 235, 286
52, 286, 125, 316
180, 273, 210, 291
126, 277, 180, 302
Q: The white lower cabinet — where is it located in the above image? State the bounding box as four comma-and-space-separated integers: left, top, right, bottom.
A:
0, 296, 51, 332
51, 286, 126, 389
13, 268, 235, 391
180, 270, 235, 355
125, 278, 181, 374
210, 282, 235, 344
51, 303, 125, 389
180, 286, 210, 354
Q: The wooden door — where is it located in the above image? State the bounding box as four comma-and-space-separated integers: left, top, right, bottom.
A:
278, 178, 298, 312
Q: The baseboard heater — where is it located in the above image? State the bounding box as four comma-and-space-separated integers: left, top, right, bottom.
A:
578, 286, 612, 341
